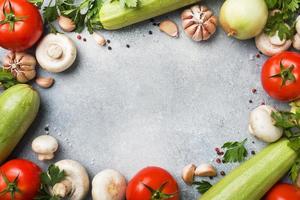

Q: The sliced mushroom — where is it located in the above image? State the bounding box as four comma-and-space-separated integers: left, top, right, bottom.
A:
53, 160, 89, 200
92, 169, 127, 200
36, 33, 77, 73
32, 135, 58, 161
255, 32, 292, 56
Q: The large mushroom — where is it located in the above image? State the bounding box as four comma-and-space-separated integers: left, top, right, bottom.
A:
52, 160, 89, 200
36, 33, 77, 73
92, 169, 127, 200
255, 32, 292, 56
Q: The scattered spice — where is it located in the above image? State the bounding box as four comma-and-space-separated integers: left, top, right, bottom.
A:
251, 150, 256, 155
216, 158, 221, 164
217, 151, 224, 156
83, 38, 87, 42
249, 100, 253, 103
220, 171, 226, 176
209, 176, 213, 180
149, 30, 153, 35
252, 141, 255, 144
150, 18, 154, 22
45, 126, 49, 132
126, 44, 130, 48
107, 40, 111, 44
256, 53, 261, 58
108, 46, 112, 50
261, 101, 266, 105
214, 147, 220, 153
251, 88, 257, 94
77, 35, 82, 40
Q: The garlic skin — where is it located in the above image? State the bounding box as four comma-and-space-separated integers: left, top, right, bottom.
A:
181, 5, 218, 41
2, 52, 36, 83
249, 105, 283, 143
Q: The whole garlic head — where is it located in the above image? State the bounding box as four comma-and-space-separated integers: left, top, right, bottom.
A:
181, 5, 218, 41
2, 52, 37, 83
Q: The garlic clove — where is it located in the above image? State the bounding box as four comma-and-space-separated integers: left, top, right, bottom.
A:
24, 70, 36, 80
192, 26, 203, 41
58, 16, 76, 32
36, 77, 55, 88
92, 32, 106, 46
194, 164, 217, 177
293, 34, 300, 50
181, 10, 193, 20
159, 19, 179, 38
182, 164, 196, 185
17, 72, 29, 83
182, 18, 194, 29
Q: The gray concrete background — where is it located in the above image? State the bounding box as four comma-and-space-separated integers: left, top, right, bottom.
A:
0, 0, 289, 199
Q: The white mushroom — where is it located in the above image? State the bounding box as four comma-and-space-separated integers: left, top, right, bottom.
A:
36, 33, 77, 73
255, 32, 292, 56
249, 105, 283, 143
296, 16, 300, 34
32, 135, 58, 161
92, 169, 126, 200
293, 33, 300, 50
53, 160, 90, 200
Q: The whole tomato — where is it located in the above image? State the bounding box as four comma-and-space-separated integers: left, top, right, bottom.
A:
126, 166, 179, 200
261, 51, 300, 102
265, 183, 300, 200
0, 159, 42, 200
0, 0, 43, 51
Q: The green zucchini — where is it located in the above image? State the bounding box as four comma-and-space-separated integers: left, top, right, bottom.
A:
201, 139, 297, 200
99, 0, 200, 30
0, 84, 40, 163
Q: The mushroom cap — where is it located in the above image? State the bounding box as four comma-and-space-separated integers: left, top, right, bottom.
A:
296, 16, 300, 34
32, 135, 58, 154
249, 105, 283, 143
92, 169, 127, 200
255, 33, 292, 56
55, 160, 90, 200
36, 33, 77, 73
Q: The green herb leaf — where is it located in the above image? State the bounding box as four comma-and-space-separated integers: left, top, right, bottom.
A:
43, 5, 59, 24
28, 0, 44, 8
193, 181, 212, 194
222, 139, 248, 163
289, 157, 300, 184
0, 69, 18, 89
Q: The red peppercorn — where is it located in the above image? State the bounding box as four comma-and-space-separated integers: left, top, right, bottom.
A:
251, 88, 257, 94
217, 151, 224, 156
77, 35, 82, 40
214, 147, 220, 153
256, 53, 260, 58
216, 158, 221, 164
220, 171, 226, 176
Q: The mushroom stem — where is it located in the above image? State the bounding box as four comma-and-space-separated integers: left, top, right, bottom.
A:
47, 44, 63, 59
53, 180, 72, 198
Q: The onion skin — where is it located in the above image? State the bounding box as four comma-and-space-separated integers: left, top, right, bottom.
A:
219, 0, 268, 40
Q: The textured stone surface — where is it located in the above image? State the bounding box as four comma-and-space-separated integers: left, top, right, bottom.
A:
0, 0, 287, 199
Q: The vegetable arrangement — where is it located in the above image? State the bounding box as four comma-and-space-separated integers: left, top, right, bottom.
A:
1, 0, 300, 200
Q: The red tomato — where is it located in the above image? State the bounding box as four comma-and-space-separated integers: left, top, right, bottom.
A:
126, 166, 179, 200
261, 51, 300, 102
265, 183, 300, 200
0, 0, 43, 51
0, 159, 42, 200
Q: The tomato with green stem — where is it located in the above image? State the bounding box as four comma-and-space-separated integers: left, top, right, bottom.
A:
0, 0, 43, 51
261, 51, 300, 102
265, 183, 300, 200
0, 159, 42, 200
126, 166, 179, 200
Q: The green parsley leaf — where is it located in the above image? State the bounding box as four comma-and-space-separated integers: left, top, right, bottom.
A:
0, 69, 18, 89
43, 4, 59, 24
289, 157, 300, 184
35, 164, 65, 200
28, 0, 44, 8
193, 181, 212, 194
222, 139, 248, 163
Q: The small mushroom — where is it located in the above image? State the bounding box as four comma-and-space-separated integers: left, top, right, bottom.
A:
92, 169, 127, 200
194, 164, 217, 177
293, 34, 300, 50
36, 77, 55, 88
32, 135, 58, 161
53, 160, 90, 200
255, 32, 292, 56
159, 19, 179, 37
58, 16, 76, 32
93, 32, 106, 46
36, 33, 77, 73
182, 163, 196, 185
2, 51, 36, 83
181, 5, 218, 41
249, 105, 283, 143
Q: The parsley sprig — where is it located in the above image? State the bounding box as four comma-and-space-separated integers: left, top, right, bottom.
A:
35, 164, 66, 200
0, 68, 18, 89
222, 139, 248, 163
264, 0, 300, 40
193, 181, 212, 195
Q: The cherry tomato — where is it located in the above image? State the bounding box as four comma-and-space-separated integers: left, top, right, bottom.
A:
265, 183, 300, 200
261, 51, 300, 102
126, 166, 179, 200
0, 0, 43, 51
0, 159, 42, 200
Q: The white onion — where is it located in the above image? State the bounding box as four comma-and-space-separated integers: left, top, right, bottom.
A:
219, 0, 268, 40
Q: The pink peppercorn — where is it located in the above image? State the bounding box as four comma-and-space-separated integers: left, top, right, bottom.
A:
77, 35, 82, 40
